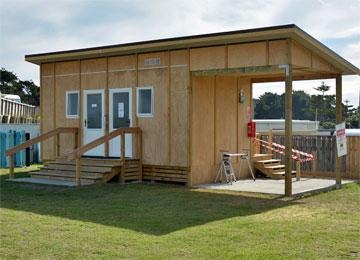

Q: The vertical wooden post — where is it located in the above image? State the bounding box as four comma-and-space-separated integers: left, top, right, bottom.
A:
75, 157, 81, 186
56, 133, 60, 157
137, 130, 143, 182
311, 151, 317, 177
284, 39, 293, 196
74, 131, 79, 149
255, 133, 261, 154
296, 152, 301, 181
335, 75, 342, 188
9, 155, 14, 179
267, 129, 273, 155
120, 133, 125, 183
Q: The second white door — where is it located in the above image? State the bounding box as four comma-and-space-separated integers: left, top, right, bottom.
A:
109, 88, 132, 157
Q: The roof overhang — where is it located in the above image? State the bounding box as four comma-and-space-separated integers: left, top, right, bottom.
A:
25, 24, 359, 76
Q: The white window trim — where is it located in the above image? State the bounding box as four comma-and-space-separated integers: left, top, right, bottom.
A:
66, 90, 79, 119
136, 86, 154, 118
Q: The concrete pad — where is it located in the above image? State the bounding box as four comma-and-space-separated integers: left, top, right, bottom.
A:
194, 178, 354, 196
7, 178, 92, 187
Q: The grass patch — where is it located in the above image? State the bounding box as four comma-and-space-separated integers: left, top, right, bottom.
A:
0, 167, 359, 259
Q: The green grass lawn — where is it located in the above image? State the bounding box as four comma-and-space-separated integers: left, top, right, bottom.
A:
0, 167, 359, 259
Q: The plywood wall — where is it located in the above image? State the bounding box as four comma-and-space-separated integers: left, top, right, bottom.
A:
41, 51, 190, 167
55, 61, 80, 155
40, 63, 55, 161
191, 75, 252, 184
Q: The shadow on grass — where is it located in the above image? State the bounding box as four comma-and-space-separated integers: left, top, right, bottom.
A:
0, 173, 297, 235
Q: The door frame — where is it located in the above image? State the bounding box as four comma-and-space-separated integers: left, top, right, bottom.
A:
83, 88, 105, 156
109, 88, 133, 157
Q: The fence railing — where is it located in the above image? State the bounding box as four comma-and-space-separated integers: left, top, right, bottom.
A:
0, 97, 39, 123
259, 134, 359, 179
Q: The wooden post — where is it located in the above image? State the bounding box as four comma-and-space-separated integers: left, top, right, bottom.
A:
9, 155, 14, 179
335, 75, 342, 188
284, 64, 293, 196
311, 151, 317, 177
74, 131, 79, 149
56, 133, 60, 157
255, 133, 261, 154
75, 157, 81, 186
138, 131, 143, 182
120, 133, 125, 183
296, 152, 301, 181
267, 129, 273, 155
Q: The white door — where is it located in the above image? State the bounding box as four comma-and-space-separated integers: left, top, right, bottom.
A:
83, 89, 105, 156
109, 88, 132, 157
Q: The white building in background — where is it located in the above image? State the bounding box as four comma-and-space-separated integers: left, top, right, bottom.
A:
254, 119, 320, 134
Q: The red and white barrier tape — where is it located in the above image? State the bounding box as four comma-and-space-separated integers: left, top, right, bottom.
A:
254, 138, 314, 163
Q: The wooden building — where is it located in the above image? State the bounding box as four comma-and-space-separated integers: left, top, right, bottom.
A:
18, 24, 359, 195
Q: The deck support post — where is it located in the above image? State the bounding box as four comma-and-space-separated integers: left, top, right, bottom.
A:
138, 131, 143, 182
56, 133, 60, 157
335, 75, 342, 188
9, 155, 14, 179
284, 63, 293, 196
120, 133, 125, 183
296, 152, 301, 181
267, 129, 273, 155
311, 151, 317, 178
75, 157, 81, 186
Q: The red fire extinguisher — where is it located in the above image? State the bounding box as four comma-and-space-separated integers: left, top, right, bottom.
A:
247, 121, 256, 138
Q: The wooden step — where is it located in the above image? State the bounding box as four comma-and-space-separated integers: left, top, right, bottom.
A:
31, 171, 104, 180
30, 174, 97, 184
252, 154, 273, 162
40, 164, 113, 174
255, 159, 281, 164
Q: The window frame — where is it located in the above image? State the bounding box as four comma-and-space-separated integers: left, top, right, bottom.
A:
65, 90, 80, 119
136, 86, 154, 118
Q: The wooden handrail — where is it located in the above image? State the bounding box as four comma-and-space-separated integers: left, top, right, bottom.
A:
66, 127, 142, 186
6, 127, 79, 179
66, 127, 141, 161
5, 127, 78, 156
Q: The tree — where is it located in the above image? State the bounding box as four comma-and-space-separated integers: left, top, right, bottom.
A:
0, 68, 39, 106
314, 81, 330, 96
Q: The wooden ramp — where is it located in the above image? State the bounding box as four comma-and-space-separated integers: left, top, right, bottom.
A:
30, 157, 141, 185
252, 154, 295, 179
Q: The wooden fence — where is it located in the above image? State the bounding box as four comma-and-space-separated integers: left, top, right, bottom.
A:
0, 97, 39, 123
259, 135, 359, 179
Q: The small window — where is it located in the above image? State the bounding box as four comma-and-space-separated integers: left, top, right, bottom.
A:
137, 87, 153, 117
66, 91, 79, 118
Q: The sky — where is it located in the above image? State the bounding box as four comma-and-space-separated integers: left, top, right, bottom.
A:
0, 0, 359, 106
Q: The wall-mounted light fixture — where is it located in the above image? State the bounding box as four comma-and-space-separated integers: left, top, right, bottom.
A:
239, 88, 245, 103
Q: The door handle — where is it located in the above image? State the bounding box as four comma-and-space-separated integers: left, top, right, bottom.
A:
84, 120, 87, 127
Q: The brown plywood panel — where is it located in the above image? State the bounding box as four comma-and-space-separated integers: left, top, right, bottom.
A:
41, 63, 54, 76
55, 62, 80, 155
269, 40, 287, 65
41, 73, 55, 160
108, 55, 136, 71
312, 53, 337, 72
215, 76, 238, 160
81, 58, 107, 73
56, 61, 80, 75
228, 42, 267, 68
190, 46, 226, 71
170, 49, 189, 66
138, 51, 169, 68
291, 41, 311, 68
191, 76, 215, 167
108, 71, 136, 88
170, 67, 189, 166
138, 67, 169, 165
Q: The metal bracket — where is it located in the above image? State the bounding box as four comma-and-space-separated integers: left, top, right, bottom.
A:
278, 64, 290, 76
